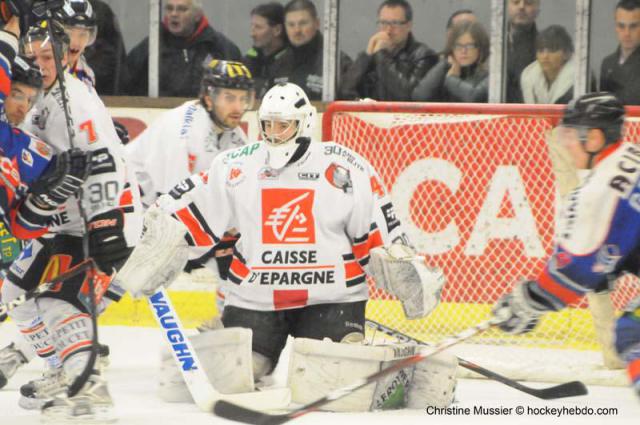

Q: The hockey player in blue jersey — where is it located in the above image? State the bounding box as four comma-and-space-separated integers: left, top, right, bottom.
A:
493, 92, 640, 399
0, 16, 91, 388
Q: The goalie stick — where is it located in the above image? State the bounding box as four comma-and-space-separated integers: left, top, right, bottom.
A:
213, 317, 502, 425
148, 288, 291, 412
365, 319, 588, 400
0, 258, 94, 322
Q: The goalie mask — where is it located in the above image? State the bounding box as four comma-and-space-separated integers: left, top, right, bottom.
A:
259, 82, 317, 169
200, 59, 255, 130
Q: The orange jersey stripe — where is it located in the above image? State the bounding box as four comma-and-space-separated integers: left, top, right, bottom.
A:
352, 229, 384, 260
229, 257, 250, 279
344, 260, 365, 280
59, 340, 92, 361
537, 270, 582, 306
176, 207, 214, 246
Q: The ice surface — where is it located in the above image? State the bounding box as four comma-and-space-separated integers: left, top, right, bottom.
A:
1, 324, 638, 425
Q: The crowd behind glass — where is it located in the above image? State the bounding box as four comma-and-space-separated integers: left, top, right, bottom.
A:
51, 0, 640, 105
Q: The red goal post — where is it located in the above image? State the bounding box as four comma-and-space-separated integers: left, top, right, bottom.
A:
322, 101, 640, 360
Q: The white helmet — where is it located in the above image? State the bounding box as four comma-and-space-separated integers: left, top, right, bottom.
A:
259, 83, 317, 169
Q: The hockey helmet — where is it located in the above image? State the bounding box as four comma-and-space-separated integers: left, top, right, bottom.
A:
22, 19, 70, 54
12, 55, 43, 89
61, 0, 97, 45
200, 59, 255, 93
561, 92, 626, 145
258, 82, 317, 169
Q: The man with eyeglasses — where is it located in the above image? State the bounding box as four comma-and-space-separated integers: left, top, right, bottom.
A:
270, 0, 351, 100
339, 0, 437, 101
601, 0, 640, 105
126, 0, 242, 97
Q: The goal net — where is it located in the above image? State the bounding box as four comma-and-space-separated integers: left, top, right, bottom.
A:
323, 101, 640, 385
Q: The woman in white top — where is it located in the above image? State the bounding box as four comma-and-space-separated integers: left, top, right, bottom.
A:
520, 25, 576, 104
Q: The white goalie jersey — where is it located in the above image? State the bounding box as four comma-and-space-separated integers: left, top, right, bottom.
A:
24, 73, 142, 242
159, 141, 408, 311
125, 100, 247, 206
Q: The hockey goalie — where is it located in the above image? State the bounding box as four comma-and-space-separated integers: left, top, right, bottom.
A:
119, 82, 456, 411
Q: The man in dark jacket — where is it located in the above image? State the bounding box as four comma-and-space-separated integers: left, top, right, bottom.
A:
600, 0, 640, 105
84, 0, 128, 95
505, 0, 540, 103
126, 0, 241, 97
339, 0, 437, 101
270, 0, 351, 101
244, 2, 288, 99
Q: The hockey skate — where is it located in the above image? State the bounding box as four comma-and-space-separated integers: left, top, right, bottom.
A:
19, 366, 68, 410
41, 372, 116, 423
0, 342, 28, 389
19, 343, 110, 410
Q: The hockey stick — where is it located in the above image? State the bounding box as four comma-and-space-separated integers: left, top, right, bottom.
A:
213, 317, 502, 425
365, 319, 588, 400
0, 258, 95, 322
148, 288, 291, 412
39, 6, 99, 399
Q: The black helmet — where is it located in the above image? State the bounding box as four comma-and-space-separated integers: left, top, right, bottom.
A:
12, 55, 43, 89
200, 60, 255, 94
61, 0, 97, 28
562, 92, 626, 144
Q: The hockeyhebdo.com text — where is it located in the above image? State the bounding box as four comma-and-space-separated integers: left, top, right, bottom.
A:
425, 405, 619, 418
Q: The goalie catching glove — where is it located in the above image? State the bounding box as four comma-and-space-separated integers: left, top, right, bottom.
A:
492, 280, 561, 334
117, 202, 189, 298
369, 243, 445, 319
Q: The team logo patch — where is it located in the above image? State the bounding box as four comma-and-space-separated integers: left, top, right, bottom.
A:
258, 167, 279, 180
21, 149, 33, 167
28, 139, 52, 159
325, 163, 352, 193
262, 189, 315, 244
226, 165, 245, 187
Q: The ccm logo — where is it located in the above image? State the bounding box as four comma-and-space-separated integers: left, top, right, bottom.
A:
88, 219, 117, 230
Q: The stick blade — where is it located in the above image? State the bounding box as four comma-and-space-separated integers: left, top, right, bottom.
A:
535, 381, 588, 400
213, 400, 290, 425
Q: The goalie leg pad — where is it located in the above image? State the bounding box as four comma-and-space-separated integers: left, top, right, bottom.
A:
159, 327, 254, 403
370, 243, 445, 319
117, 205, 189, 298
288, 337, 419, 412
406, 352, 458, 408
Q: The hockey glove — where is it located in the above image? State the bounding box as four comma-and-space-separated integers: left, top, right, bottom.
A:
88, 210, 131, 274
30, 148, 92, 209
492, 280, 557, 334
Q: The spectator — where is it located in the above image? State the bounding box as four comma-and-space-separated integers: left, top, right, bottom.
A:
126, 0, 242, 97
271, 0, 351, 100
601, 0, 640, 105
506, 0, 540, 103
520, 25, 576, 104
339, 0, 437, 101
244, 2, 288, 99
412, 21, 489, 103
446, 9, 476, 39
84, 0, 128, 95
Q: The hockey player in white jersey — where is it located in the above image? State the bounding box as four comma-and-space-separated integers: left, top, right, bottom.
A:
119, 83, 456, 411
125, 59, 254, 207
0, 19, 143, 421
61, 0, 97, 88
